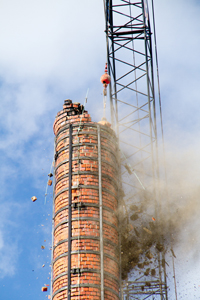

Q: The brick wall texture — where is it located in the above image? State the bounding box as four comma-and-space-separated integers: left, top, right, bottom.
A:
52, 100, 120, 300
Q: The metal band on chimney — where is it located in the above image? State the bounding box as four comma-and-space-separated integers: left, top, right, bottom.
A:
98, 124, 104, 300
68, 124, 72, 299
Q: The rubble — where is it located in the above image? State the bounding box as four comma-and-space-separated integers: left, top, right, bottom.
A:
144, 268, 150, 276
48, 180, 52, 186
151, 269, 156, 276
31, 196, 37, 202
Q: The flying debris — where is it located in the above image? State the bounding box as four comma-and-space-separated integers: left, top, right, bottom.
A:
48, 173, 53, 177
42, 287, 48, 292
156, 243, 164, 252
143, 227, 152, 235
124, 163, 132, 175
41, 245, 45, 250
42, 264, 45, 268
48, 180, 52, 186
144, 268, 150, 276
134, 227, 140, 237
130, 204, 138, 211
31, 196, 37, 202
171, 248, 176, 258
145, 251, 153, 259
151, 269, 156, 276
128, 224, 133, 232
152, 217, 156, 221
130, 213, 139, 221
145, 281, 151, 287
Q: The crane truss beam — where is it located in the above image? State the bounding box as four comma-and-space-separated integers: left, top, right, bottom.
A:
104, 1, 168, 299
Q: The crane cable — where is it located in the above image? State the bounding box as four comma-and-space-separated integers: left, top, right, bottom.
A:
150, 0, 178, 299
44, 157, 54, 205
128, 0, 145, 186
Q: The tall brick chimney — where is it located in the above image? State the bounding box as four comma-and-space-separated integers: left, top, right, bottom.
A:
52, 100, 120, 300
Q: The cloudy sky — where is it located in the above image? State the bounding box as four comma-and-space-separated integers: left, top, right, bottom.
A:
0, 0, 200, 299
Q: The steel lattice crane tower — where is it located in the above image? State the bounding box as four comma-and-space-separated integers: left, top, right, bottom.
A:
103, 1, 169, 299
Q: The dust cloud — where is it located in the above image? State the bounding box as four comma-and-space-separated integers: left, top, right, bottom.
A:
119, 140, 200, 279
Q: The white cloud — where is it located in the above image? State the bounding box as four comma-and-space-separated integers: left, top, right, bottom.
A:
0, 0, 105, 83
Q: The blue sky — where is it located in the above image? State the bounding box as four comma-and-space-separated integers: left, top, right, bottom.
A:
0, 0, 200, 299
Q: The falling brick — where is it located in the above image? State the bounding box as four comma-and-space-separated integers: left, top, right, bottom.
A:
31, 196, 37, 202
48, 180, 52, 186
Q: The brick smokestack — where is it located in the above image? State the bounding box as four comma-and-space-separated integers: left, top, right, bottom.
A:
52, 100, 120, 300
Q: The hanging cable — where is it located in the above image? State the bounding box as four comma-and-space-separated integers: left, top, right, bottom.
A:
151, 1, 177, 299
128, 0, 145, 185
120, 149, 145, 190
50, 142, 56, 300
44, 156, 54, 205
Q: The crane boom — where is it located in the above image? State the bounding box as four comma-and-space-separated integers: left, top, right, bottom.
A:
104, 1, 169, 299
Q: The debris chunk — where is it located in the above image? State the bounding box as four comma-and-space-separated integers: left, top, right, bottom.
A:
152, 217, 156, 221
145, 251, 153, 260
144, 268, 150, 276
42, 264, 45, 268
138, 263, 144, 269
48, 180, 52, 186
130, 204, 138, 211
151, 269, 156, 276
171, 248, 176, 258
130, 213, 139, 221
48, 173, 53, 177
134, 227, 140, 237
31, 196, 37, 202
126, 224, 133, 232
156, 243, 164, 252
41, 245, 45, 250
145, 281, 151, 287
42, 287, 48, 292
143, 227, 152, 235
